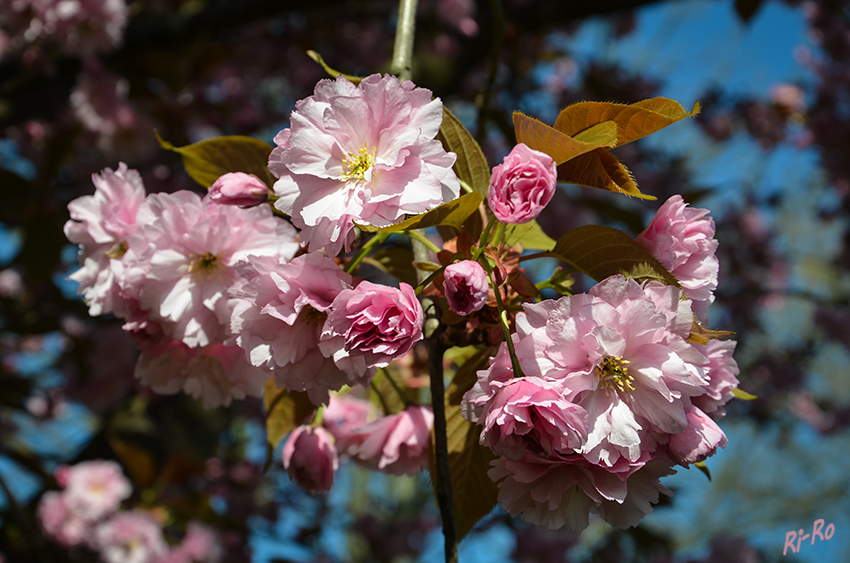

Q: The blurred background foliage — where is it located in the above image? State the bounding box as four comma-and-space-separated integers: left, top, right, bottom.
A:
0, 0, 848, 561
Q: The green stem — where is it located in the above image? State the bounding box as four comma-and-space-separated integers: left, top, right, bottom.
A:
407, 230, 442, 254
380, 368, 411, 407
487, 265, 523, 378
492, 222, 506, 248
370, 379, 392, 416
346, 231, 390, 274
415, 264, 447, 296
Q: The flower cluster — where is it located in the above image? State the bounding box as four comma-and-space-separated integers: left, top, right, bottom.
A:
460, 195, 738, 533
64, 74, 459, 409
64, 163, 300, 408
39, 460, 223, 563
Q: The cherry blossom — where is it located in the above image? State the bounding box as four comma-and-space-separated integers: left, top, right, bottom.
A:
270, 74, 460, 255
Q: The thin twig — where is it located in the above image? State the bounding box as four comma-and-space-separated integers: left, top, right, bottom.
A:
390, 0, 419, 81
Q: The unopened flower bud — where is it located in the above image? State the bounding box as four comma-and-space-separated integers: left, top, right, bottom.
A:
487, 143, 557, 224
209, 172, 269, 207
444, 260, 488, 315
282, 426, 338, 494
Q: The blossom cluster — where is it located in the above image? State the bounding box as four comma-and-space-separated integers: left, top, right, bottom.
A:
63, 69, 739, 536
64, 75, 457, 410
38, 460, 222, 563
461, 195, 739, 533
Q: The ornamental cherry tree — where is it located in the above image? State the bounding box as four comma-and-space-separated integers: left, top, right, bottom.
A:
60, 2, 747, 562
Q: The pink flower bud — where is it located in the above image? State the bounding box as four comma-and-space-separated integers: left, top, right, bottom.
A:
487, 143, 557, 224
209, 172, 269, 207
282, 426, 339, 494
444, 260, 489, 315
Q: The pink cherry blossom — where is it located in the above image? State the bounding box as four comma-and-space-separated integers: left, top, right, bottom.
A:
64, 163, 149, 317
209, 172, 269, 207
351, 404, 433, 476
270, 74, 460, 256
122, 190, 299, 348
487, 143, 557, 224
157, 521, 223, 563
443, 260, 489, 315
134, 340, 269, 409
488, 451, 648, 533
636, 194, 719, 322
319, 281, 424, 383
38, 491, 91, 547
282, 425, 339, 494
667, 406, 728, 465
692, 339, 740, 419
462, 344, 588, 459
229, 252, 354, 406
95, 511, 168, 563
322, 393, 374, 455
63, 460, 131, 521
513, 275, 708, 469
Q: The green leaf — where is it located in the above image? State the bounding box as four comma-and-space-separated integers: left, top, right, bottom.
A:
732, 388, 758, 401
546, 225, 679, 286
358, 192, 483, 233
263, 380, 316, 447
553, 98, 701, 147
364, 246, 418, 286
557, 148, 654, 200
436, 107, 491, 199
694, 461, 711, 481
155, 132, 276, 189
513, 113, 618, 165
503, 220, 556, 251
306, 50, 363, 85
535, 267, 575, 295
430, 347, 499, 541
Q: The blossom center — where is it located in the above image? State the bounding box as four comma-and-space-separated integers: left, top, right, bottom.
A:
342, 145, 376, 182
596, 355, 635, 394
301, 305, 328, 326
189, 252, 223, 282
105, 240, 128, 259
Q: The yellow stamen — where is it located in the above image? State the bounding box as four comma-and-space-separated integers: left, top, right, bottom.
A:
105, 241, 128, 259
342, 144, 376, 181
596, 356, 635, 395
188, 252, 223, 282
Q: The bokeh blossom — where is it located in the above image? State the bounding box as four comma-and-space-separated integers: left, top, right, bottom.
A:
270, 73, 460, 255
95, 510, 168, 563
62, 460, 131, 521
